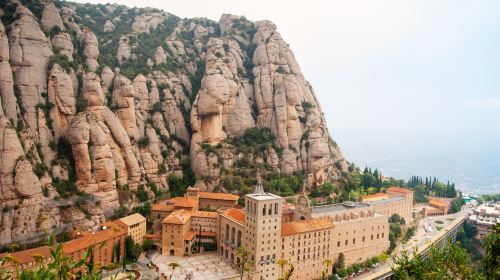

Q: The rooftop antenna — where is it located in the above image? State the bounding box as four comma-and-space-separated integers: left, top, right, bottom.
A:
254, 172, 264, 194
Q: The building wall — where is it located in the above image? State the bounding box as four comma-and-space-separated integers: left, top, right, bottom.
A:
66, 232, 126, 268
244, 194, 283, 280
330, 216, 389, 265
162, 222, 190, 256
312, 207, 389, 266
219, 214, 244, 264
371, 198, 413, 223
386, 190, 414, 222
199, 199, 237, 210
151, 209, 173, 233
281, 229, 333, 280
127, 220, 146, 245
190, 216, 218, 233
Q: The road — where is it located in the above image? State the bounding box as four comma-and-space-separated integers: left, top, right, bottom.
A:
351, 206, 469, 280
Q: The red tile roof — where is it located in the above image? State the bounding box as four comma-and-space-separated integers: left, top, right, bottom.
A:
0, 246, 51, 265
151, 204, 175, 212
199, 192, 239, 201
167, 197, 199, 209
223, 208, 245, 224
281, 218, 333, 236
429, 199, 447, 207
144, 234, 161, 240
362, 192, 388, 201
191, 211, 218, 219
387, 187, 413, 194
63, 226, 126, 253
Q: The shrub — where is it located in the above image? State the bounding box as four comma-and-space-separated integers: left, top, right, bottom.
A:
49, 53, 76, 73
276, 66, 287, 74
302, 101, 314, 110
136, 185, 149, 202
137, 136, 150, 148
34, 163, 48, 178
389, 213, 401, 223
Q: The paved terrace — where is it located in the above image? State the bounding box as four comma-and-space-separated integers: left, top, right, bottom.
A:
151, 252, 240, 280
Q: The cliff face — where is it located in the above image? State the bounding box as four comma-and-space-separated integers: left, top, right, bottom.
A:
0, 0, 347, 246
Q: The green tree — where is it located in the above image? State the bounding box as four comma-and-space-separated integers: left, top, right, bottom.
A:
449, 197, 464, 213
168, 262, 180, 280
235, 247, 253, 280
0, 235, 103, 279
390, 214, 401, 223
124, 236, 142, 262
482, 223, 500, 279
332, 253, 345, 274
392, 239, 486, 279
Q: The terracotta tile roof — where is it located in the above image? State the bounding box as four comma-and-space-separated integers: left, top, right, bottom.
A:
144, 234, 161, 240
199, 192, 239, 201
110, 219, 128, 229
184, 231, 197, 241
362, 193, 389, 201
429, 199, 447, 207
281, 218, 334, 236
200, 231, 217, 237
63, 226, 126, 253
184, 231, 217, 241
118, 213, 146, 226
151, 204, 175, 212
387, 187, 413, 194
162, 210, 192, 224
167, 197, 199, 209
191, 211, 218, 219
0, 246, 51, 264
223, 208, 245, 224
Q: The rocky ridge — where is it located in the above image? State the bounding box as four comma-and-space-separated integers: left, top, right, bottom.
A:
0, 0, 347, 247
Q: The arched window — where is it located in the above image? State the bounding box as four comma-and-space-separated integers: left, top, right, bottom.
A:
275, 203, 278, 214
231, 227, 236, 245
237, 230, 242, 247
225, 224, 230, 241
263, 204, 267, 216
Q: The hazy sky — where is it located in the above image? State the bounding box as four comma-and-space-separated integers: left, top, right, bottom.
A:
75, 0, 500, 192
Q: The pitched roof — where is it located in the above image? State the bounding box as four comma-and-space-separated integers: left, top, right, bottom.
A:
162, 210, 192, 224
184, 231, 217, 241
429, 199, 447, 207
151, 204, 175, 212
223, 208, 245, 224
281, 218, 334, 236
191, 211, 218, 219
63, 226, 126, 253
199, 192, 239, 201
144, 234, 161, 240
0, 246, 51, 264
362, 193, 389, 201
118, 213, 146, 226
387, 187, 413, 194
167, 197, 199, 209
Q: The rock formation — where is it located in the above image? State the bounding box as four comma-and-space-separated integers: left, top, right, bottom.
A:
0, 1, 347, 246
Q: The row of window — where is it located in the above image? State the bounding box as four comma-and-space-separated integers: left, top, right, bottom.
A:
336, 233, 384, 247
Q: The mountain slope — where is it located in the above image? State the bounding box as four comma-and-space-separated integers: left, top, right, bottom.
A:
0, 0, 347, 246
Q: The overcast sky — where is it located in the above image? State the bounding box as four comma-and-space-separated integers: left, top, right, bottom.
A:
75, 0, 500, 192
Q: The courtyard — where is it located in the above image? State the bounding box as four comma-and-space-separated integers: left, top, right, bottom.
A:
150, 252, 241, 280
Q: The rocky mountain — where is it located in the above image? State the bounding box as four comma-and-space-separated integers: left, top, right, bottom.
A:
0, 0, 347, 247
